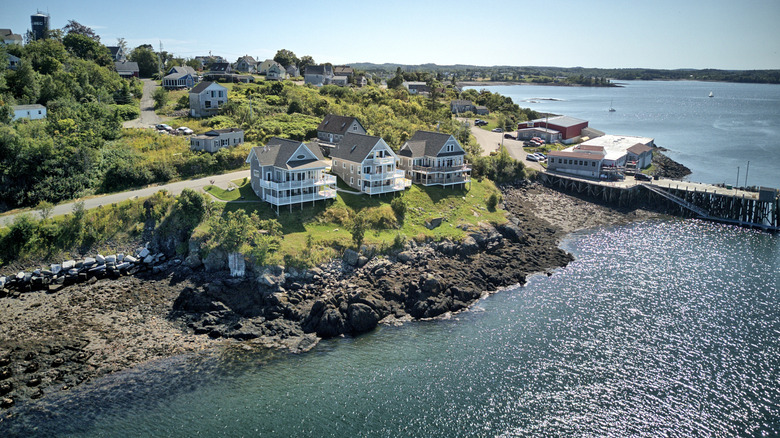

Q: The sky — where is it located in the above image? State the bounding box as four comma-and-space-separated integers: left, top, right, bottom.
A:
2, 0, 780, 70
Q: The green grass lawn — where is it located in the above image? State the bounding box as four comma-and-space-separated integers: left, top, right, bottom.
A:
202, 177, 506, 263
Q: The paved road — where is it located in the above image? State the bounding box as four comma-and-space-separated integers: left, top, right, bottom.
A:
0, 170, 251, 227
123, 79, 167, 129
468, 125, 545, 171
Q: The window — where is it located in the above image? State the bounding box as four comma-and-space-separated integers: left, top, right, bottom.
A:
205, 101, 211, 108
343, 162, 346, 169
333, 159, 337, 167
253, 170, 260, 177
591, 162, 595, 167
350, 177, 354, 185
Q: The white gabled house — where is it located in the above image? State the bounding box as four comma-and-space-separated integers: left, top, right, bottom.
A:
330, 132, 411, 195
189, 81, 228, 118
247, 137, 337, 210
398, 131, 471, 188
12, 104, 47, 121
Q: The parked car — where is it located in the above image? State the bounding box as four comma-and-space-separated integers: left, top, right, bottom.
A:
177, 126, 194, 135
635, 173, 652, 181
155, 124, 173, 132
491, 128, 503, 133
474, 119, 488, 126
534, 153, 547, 161
504, 133, 516, 140
526, 153, 539, 162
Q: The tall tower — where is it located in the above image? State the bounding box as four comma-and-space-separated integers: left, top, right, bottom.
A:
31, 10, 50, 41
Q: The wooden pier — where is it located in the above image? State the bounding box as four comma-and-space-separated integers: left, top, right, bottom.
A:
539, 172, 780, 232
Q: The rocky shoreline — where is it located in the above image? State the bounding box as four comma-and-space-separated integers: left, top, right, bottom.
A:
0, 182, 657, 413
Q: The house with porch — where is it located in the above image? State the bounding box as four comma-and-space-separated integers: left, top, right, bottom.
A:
286, 64, 300, 78
163, 66, 197, 89
246, 137, 337, 209
190, 128, 244, 153
398, 131, 471, 188
189, 81, 228, 117
330, 132, 410, 195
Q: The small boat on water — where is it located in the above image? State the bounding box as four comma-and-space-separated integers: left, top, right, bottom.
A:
709, 91, 714, 98
608, 100, 616, 112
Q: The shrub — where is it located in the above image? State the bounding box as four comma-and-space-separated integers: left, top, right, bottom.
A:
390, 196, 407, 222
348, 211, 367, 249
364, 205, 398, 230
320, 205, 351, 225
486, 192, 501, 211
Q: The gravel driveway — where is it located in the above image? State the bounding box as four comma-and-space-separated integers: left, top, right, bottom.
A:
123, 79, 167, 129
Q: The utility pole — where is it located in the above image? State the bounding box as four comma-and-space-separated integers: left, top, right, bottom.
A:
745, 161, 750, 187
736, 166, 740, 188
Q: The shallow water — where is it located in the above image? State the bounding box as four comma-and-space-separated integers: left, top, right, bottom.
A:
4, 219, 778, 437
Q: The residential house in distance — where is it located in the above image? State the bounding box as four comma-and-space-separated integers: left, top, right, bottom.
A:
203, 62, 233, 81
330, 132, 410, 195
8, 54, 20, 71
356, 75, 368, 87
285, 64, 300, 78
114, 60, 139, 79
626, 142, 654, 170
331, 76, 349, 87
234, 55, 257, 73
194, 55, 227, 69
189, 81, 228, 117
475, 105, 489, 115
0, 29, 23, 45
190, 128, 244, 153
304, 64, 333, 86
333, 66, 354, 78
398, 131, 471, 188
163, 65, 198, 89
257, 59, 281, 75
266, 62, 287, 81
450, 100, 476, 114
106, 46, 127, 62
246, 137, 337, 210
316, 114, 367, 145
12, 104, 47, 121
403, 81, 430, 95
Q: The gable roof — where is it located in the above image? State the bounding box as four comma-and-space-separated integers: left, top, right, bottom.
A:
331, 132, 387, 162
13, 104, 46, 111
210, 62, 230, 72
169, 65, 197, 76
305, 65, 326, 76
334, 66, 354, 76
237, 55, 257, 65
251, 137, 326, 170
400, 131, 462, 158
114, 61, 139, 72
317, 114, 364, 136
164, 71, 193, 80
189, 81, 226, 94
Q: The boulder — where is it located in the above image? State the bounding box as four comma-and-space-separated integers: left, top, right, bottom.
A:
83, 257, 96, 267
116, 254, 125, 262
62, 260, 75, 270
124, 255, 138, 264
138, 247, 150, 259
425, 217, 443, 230
105, 255, 117, 264
347, 303, 379, 333
184, 252, 202, 269
203, 248, 227, 273
143, 255, 155, 264
96, 254, 106, 265
342, 249, 360, 266
460, 236, 479, 256
397, 251, 414, 263
50, 264, 62, 275
314, 306, 346, 338
228, 252, 246, 278
357, 256, 369, 267
497, 221, 525, 243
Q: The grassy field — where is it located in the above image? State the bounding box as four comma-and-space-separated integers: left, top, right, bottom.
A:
202, 177, 506, 263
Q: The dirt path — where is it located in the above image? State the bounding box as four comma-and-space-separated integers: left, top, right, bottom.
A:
467, 125, 545, 171
123, 79, 167, 129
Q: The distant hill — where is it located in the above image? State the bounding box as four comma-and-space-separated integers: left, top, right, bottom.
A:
347, 63, 780, 84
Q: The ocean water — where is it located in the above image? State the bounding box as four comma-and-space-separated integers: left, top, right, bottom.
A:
3, 220, 779, 437
468, 81, 780, 189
